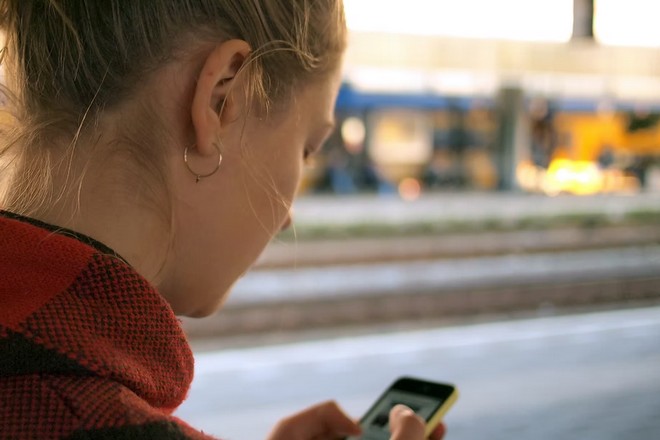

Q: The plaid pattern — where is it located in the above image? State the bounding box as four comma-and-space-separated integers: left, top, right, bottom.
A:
0, 213, 218, 439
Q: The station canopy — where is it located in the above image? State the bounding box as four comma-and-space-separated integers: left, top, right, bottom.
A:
344, 0, 660, 47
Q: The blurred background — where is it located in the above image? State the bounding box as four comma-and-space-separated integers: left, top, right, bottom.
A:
174, 0, 660, 438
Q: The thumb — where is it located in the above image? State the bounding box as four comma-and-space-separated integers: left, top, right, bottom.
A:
389, 405, 425, 439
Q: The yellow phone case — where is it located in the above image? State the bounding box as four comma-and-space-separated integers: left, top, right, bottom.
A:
424, 388, 459, 437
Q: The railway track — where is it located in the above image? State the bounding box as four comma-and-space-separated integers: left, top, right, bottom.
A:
184, 274, 660, 339
182, 233, 660, 339
256, 225, 660, 268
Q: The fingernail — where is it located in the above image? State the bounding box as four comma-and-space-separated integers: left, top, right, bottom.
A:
391, 404, 413, 417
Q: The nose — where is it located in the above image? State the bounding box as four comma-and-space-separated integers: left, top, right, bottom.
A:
280, 212, 293, 232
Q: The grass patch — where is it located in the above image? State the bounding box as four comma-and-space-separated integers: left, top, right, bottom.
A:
625, 209, 660, 225
277, 210, 659, 242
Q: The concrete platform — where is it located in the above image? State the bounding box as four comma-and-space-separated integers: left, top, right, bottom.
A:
287, 192, 660, 228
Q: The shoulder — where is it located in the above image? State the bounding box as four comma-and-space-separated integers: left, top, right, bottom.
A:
0, 374, 218, 440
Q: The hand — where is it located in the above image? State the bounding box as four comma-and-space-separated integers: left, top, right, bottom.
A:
266, 400, 362, 440
388, 405, 446, 440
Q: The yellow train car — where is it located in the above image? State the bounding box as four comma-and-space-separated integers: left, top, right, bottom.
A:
521, 108, 660, 195
553, 111, 660, 159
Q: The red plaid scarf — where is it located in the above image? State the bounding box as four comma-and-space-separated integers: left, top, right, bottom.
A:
0, 212, 217, 439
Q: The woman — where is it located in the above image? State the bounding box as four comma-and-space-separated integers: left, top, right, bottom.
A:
0, 1, 446, 439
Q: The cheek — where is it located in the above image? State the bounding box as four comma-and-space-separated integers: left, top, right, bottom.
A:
235, 157, 300, 234
259, 145, 304, 203
278, 158, 304, 201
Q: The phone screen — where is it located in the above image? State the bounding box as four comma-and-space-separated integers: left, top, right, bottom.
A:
345, 388, 448, 440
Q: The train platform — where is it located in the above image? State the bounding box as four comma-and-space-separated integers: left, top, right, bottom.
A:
287, 191, 660, 231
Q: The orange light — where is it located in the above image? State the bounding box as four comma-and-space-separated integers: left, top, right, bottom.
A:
398, 178, 422, 201
543, 159, 604, 195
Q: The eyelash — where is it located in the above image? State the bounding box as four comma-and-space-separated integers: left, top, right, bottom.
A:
303, 148, 313, 164
304, 133, 330, 164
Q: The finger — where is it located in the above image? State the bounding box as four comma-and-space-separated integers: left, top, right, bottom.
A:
269, 400, 361, 440
429, 422, 446, 440
314, 400, 362, 438
389, 405, 425, 440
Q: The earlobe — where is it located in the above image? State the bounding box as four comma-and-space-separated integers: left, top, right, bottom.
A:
190, 39, 251, 157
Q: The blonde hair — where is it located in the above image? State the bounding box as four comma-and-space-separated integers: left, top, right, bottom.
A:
0, 0, 346, 215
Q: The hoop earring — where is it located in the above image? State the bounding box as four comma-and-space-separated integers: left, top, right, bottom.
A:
184, 142, 223, 183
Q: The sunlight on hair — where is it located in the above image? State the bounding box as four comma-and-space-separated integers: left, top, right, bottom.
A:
594, 0, 660, 47
344, 0, 573, 42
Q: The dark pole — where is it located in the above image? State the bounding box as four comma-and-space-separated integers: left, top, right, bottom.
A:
495, 87, 526, 191
572, 0, 595, 40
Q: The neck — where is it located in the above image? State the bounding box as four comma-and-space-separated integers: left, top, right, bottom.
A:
14, 140, 172, 287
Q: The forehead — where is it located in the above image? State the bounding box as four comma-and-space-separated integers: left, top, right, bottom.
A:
297, 69, 343, 117
258, 68, 342, 129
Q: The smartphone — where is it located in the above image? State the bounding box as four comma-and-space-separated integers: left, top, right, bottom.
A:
345, 376, 458, 440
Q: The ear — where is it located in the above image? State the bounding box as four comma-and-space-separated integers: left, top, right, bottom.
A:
191, 39, 251, 157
